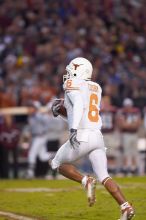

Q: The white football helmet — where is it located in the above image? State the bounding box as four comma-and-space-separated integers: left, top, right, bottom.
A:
63, 57, 93, 81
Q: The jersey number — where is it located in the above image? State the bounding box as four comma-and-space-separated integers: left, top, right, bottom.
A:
88, 94, 99, 122
66, 80, 72, 88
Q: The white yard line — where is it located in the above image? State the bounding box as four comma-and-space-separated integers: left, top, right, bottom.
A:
0, 211, 38, 220
2, 183, 146, 194
4, 186, 81, 193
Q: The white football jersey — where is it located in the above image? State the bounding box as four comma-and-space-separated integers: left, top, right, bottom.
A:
63, 78, 102, 130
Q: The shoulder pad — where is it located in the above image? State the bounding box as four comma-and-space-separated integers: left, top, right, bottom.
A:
63, 78, 81, 91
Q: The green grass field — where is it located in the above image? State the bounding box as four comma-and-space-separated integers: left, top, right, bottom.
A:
0, 176, 146, 220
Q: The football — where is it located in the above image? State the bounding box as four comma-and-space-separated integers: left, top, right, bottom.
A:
58, 104, 67, 117
54, 99, 67, 117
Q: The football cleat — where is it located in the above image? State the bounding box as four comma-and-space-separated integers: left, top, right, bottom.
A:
85, 176, 97, 207
119, 202, 135, 220
25, 170, 34, 179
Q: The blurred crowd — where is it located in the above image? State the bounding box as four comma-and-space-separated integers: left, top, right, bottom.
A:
0, 0, 146, 178
0, 0, 146, 108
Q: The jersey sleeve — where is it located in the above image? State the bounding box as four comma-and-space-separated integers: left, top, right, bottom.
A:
64, 79, 83, 129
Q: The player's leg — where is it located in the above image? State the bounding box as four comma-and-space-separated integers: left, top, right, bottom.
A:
122, 134, 132, 175
89, 148, 135, 219
38, 136, 55, 162
58, 162, 97, 207
131, 136, 139, 175
26, 137, 40, 178
51, 139, 91, 169
103, 178, 134, 220
51, 140, 97, 206
59, 163, 83, 183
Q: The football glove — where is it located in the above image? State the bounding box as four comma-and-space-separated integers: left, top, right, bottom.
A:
51, 100, 62, 117
69, 129, 80, 149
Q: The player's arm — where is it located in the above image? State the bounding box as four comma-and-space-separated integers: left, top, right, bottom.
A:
67, 90, 83, 149
65, 79, 84, 149
67, 90, 84, 129
64, 78, 84, 129
116, 113, 137, 130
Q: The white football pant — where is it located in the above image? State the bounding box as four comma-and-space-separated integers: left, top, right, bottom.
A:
51, 130, 110, 182
28, 135, 53, 164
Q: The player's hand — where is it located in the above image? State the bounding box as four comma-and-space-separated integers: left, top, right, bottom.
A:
51, 100, 62, 117
69, 129, 80, 149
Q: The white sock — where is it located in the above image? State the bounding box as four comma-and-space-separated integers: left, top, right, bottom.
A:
81, 176, 88, 188
120, 202, 129, 210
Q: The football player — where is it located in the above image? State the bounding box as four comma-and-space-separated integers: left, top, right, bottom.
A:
26, 101, 54, 179
51, 57, 135, 220
117, 98, 142, 176
100, 96, 120, 174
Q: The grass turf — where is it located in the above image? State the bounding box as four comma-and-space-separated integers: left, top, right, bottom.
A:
0, 176, 146, 220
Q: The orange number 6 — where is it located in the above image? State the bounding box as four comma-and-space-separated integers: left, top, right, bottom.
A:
88, 94, 99, 122
66, 80, 72, 88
